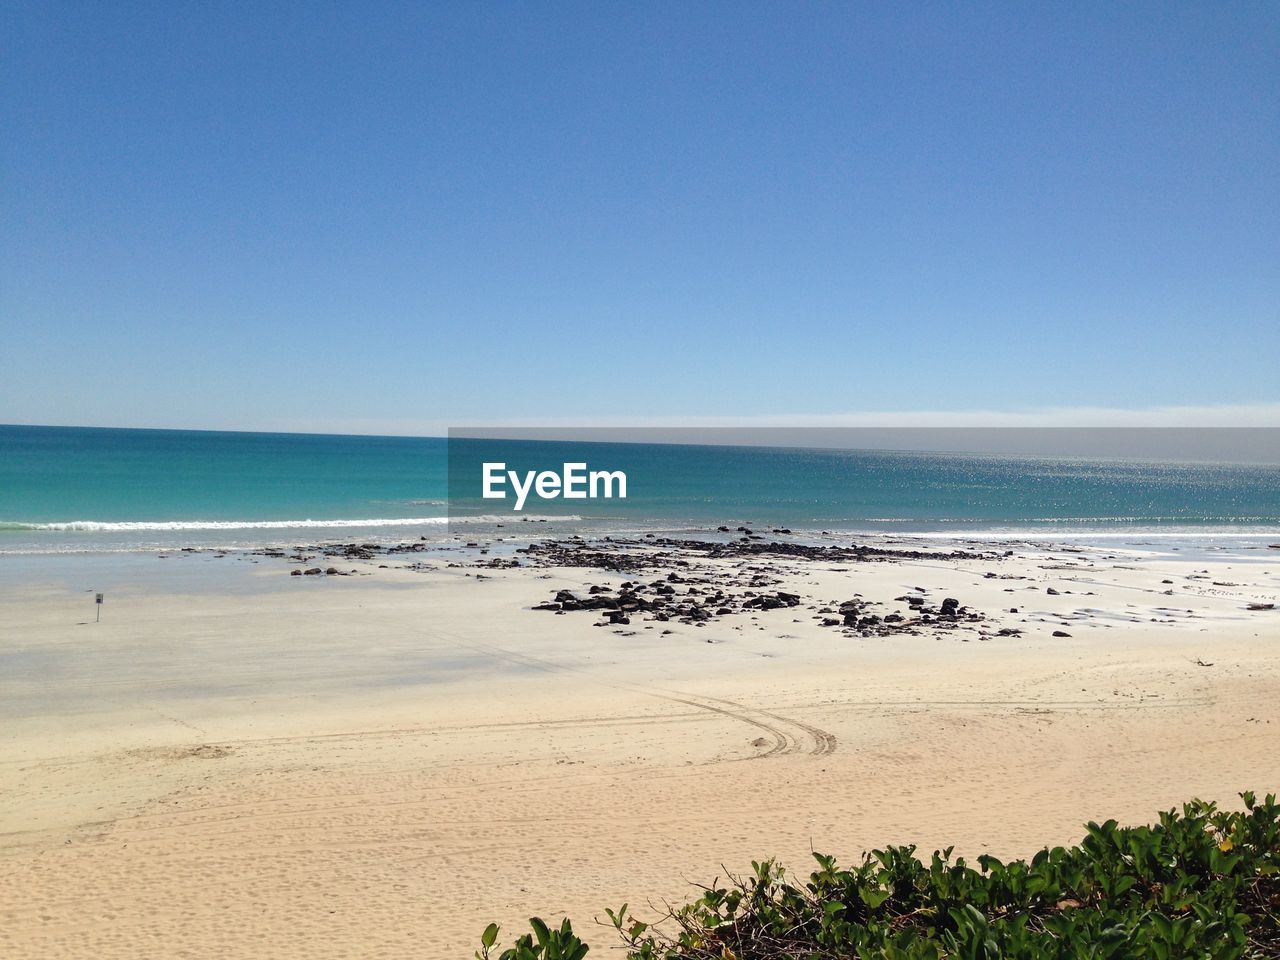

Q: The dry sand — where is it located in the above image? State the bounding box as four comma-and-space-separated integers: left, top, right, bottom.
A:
1, 538, 1279, 958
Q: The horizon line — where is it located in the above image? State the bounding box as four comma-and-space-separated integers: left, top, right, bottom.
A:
3, 402, 1279, 438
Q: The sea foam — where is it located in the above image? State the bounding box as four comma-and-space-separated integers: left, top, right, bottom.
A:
0, 515, 578, 533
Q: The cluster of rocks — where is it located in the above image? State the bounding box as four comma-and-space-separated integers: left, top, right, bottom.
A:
240, 530, 1014, 642
254, 538, 463, 575
806, 592, 989, 638
681, 537, 998, 564
532, 573, 802, 627
449, 557, 522, 570
517, 536, 999, 570
525, 551, 994, 641
516, 539, 679, 574
815, 596, 893, 630
290, 566, 356, 577
254, 539, 446, 566
253, 535, 1001, 582
895, 593, 981, 623
513, 537, 1000, 639
535, 576, 990, 639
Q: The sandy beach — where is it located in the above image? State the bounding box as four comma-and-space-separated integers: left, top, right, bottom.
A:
2, 535, 1279, 958
7, 0, 1278, 952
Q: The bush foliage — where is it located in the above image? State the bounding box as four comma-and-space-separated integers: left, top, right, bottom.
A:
479, 793, 1280, 959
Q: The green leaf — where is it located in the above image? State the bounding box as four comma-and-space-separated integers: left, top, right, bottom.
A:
529, 917, 550, 948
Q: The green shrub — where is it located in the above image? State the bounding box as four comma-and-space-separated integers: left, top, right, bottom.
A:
479, 792, 1280, 959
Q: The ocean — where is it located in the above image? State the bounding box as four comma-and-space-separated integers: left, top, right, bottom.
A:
2, 424, 1279, 554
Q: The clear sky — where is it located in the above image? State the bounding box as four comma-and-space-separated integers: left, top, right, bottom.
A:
2, 2, 1277, 433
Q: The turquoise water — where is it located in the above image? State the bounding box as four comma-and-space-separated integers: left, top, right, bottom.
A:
2, 425, 1279, 553
0, 425, 449, 551
1, 425, 447, 524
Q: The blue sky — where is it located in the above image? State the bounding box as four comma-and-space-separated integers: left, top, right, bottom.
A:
2, 2, 1277, 432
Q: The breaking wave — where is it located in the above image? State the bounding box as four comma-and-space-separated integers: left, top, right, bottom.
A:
0, 515, 578, 533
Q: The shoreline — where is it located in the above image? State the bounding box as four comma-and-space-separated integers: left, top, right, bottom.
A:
4, 517, 1280, 561
1, 533, 1278, 957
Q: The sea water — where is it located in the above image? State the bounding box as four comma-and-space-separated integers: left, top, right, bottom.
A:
2, 424, 1278, 554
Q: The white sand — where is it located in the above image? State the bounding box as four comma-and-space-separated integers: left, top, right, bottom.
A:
1, 540, 1278, 958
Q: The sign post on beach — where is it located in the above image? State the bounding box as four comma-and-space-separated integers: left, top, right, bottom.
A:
95, 593, 103, 622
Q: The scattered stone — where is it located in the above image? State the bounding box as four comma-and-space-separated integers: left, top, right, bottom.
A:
742, 592, 801, 611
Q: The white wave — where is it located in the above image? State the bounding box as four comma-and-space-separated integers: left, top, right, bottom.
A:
850, 528, 1280, 541
0, 517, 451, 532
0, 515, 583, 533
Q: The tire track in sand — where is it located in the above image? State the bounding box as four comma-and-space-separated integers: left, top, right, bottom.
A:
444, 632, 836, 761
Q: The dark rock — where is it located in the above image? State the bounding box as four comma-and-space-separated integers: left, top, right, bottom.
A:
742, 591, 801, 611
